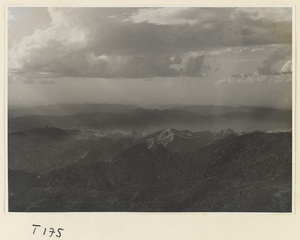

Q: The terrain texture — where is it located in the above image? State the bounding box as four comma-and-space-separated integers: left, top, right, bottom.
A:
8, 104, 292, 212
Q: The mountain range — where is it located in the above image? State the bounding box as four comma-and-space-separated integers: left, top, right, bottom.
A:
8, 104, 292, 133
8, 104, 292, 212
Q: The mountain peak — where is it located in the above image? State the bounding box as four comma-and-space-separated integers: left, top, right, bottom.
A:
216, 128, 238, 139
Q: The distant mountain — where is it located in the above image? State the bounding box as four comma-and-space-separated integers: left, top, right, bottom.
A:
153, 104, 291, 116
170, 105, 245, 115
8, 103, 139, 118
9, 103, 291, 117
8, 107, 292, 133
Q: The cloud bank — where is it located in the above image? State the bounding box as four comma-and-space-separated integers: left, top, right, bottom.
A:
8, 7, 292, 80
216, 44, 292, 85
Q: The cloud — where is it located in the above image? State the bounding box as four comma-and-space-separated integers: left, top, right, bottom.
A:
217, 72, 292, 85
126, 7, 292, 46
230, 73, 253, 78
238, 8, 292, 24
8, 7, 292, 79
171, 55, 183, 64
39, 79, 56, 84
127, 7, 292, 28
251, 47, 264, 52
208, 48, 233, 56
238, 58, 254, 62
281, 60, 292, 73
7, 10, 18, 21
96, 55, 178, 78
257, 44, 292, 75
126, 7, 199, 25
180, 55, 210, 77
23, 79, 36, 84
8, 69, 60, 84
216, 44, 292, 85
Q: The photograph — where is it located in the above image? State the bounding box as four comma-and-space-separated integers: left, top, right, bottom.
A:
7, 6, 293, 212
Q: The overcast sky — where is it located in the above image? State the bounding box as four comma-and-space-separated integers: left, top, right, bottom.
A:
7, 7, 293, 108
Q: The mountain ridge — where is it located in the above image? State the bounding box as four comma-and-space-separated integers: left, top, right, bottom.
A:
8, 130, 292, 212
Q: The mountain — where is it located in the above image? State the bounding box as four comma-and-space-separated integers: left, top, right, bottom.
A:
144, 128, 236, 153
8, 103, 139, 118
8, 131, 292, 212
182, 131, 292, 212
8, 128, 137, 173
8, 107, 292, 133
26, 126, 79, 139
214, 128, 238, 139
6, 127, 239, 173
8, 104, 292, 212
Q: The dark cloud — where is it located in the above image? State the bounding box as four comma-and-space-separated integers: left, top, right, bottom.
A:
180, 55, 210, 77
171, 55, 182, 64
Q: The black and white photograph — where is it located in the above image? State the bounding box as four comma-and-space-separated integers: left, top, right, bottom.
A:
7, 7, 293, 212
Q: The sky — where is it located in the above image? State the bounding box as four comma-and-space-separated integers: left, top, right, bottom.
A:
7, 7, 293, 108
